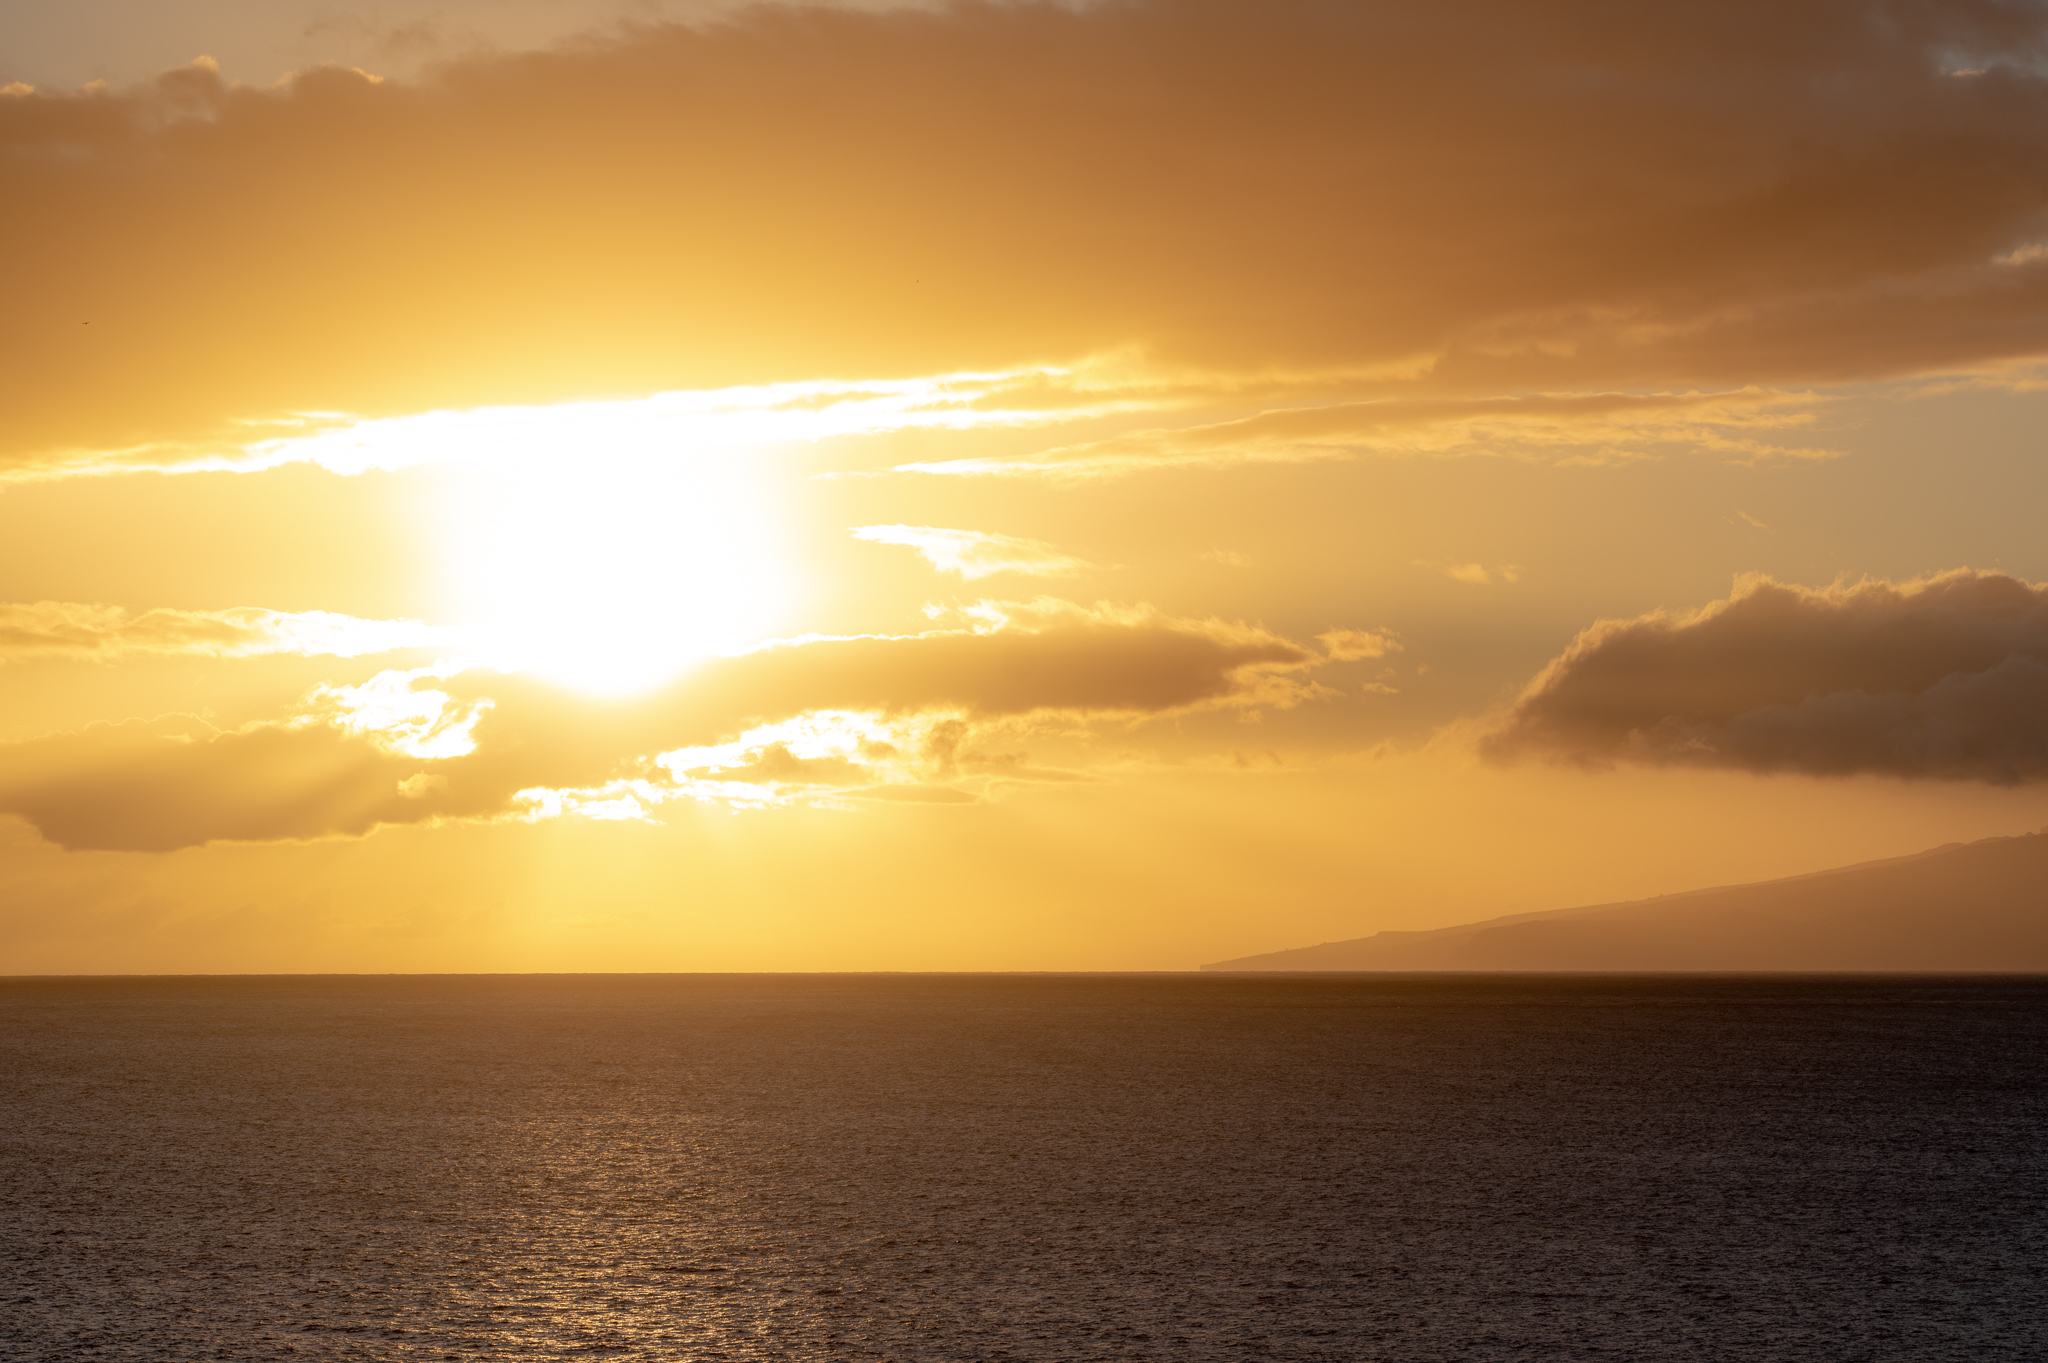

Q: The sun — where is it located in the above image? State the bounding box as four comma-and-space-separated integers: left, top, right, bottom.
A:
266, 371, 1069, 696
428, 426, 797, 696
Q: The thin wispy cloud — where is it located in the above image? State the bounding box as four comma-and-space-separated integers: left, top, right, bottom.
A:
1424, 563, 1524, 587
851, 526, 1094, 579
0, 602, 444, 661
4, 368, 1177, 482
890, 391, 1841, 480
1318, 629, 1402, 662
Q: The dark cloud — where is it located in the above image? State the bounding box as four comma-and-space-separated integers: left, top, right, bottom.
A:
0, 716, 428, 853
0, 606, 1317, 850
1485, 570, 2048, 782
9, 1, 2048, 466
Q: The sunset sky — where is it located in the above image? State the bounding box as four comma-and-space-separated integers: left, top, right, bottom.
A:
7, 0, 2048, 971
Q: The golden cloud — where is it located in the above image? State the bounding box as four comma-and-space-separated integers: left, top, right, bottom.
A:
0, 601, 443, 660
1485, 570, 2048, 783
890, 391, 1842, 479
1317, 629, 1401, 663
9, 2, 2048, 468
850, 525, 1093, 579
1427, 563, 1524, 587
0, 602, 1321, 849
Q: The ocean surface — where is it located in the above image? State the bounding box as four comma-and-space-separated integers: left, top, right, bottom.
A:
2, 975, 2044, 1362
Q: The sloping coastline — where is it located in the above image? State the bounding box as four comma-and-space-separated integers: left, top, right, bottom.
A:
1203, 832, 2048, 971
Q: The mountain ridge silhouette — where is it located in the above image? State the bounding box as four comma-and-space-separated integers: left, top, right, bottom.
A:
1202, 831, 2048, 971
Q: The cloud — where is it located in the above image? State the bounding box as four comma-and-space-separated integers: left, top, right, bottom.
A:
0, 601, 443, 660
1318, 629, 1401, 662
0, 602, 1322, 850
890, 390, 1841, 479
656, 710, 1097, 808
11, 2, 2048, 468
0, 714, 431, 852
1429, 563, 1524, 586
851, 525, 1092, 578
1485, 570, 2048, 783
7, 365, 1187, 481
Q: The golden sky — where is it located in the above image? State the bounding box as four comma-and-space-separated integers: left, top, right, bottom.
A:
7, 0, 2048, 970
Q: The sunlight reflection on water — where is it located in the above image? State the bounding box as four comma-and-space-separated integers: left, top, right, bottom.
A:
3, 974, 2045, 1360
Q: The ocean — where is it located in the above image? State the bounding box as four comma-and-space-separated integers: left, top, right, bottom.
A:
2, 974, 2043, 1361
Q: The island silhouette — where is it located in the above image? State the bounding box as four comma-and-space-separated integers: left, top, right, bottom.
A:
1203, 831, 2048, 972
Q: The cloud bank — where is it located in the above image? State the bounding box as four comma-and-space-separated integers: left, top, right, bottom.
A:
0, 603, 1321, 850
10, 0, 2048, 467
1486, 571, 2048, 783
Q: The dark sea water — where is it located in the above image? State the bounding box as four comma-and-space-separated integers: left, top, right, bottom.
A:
2, 975, 2044, 1362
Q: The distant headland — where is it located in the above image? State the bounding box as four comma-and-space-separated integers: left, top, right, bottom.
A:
1203, 831, 2048, 972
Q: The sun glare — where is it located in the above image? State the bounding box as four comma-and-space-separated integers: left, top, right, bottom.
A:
187, 363, 1205, 694
248, 366, 1134, 479
216, 367, 1166, 695
429, 430, 797, 695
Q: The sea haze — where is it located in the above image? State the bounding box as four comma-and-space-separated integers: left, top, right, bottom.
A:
2, 975, 2044, 1361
